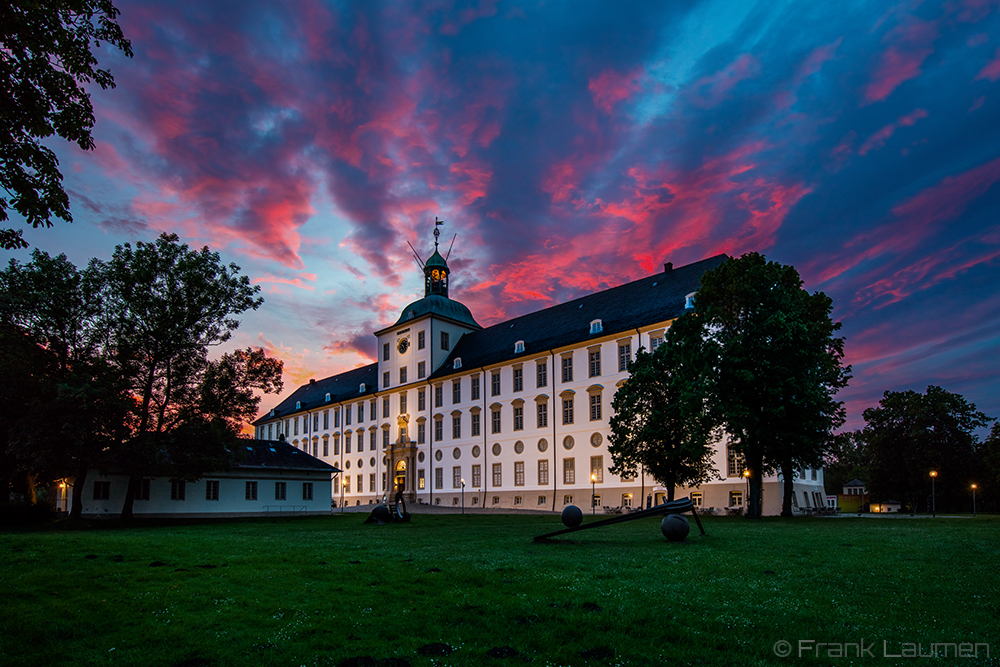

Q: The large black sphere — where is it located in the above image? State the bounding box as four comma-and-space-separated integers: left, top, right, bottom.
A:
660, 514, 690, 542
371, 504, 391, 523
561, 505, 583, 528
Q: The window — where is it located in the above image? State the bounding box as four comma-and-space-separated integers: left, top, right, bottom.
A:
493, 496, 500, 505
418, 469, 425, 490
418, 361, 426, 378
537, 402, 548, 428
537, 361, 547, 388
591, 456, 604, 483
589, 393, 602, 421
515, 340, 525, 353
564, 495, 573, 505
434, 418, 443, 442
345, 432, 352, 453
730, 491, 743, 507
206, 480, 220, 501
811, 468, 818, 481
383, 429, 390, 448
382, 397, 389, 418
727, 445, 746, 478
513, 367, 523, 392
418, 389, 426, 411
93, 480, 111, 500
358, 403, 365, 423
171, 480, 185, 500
514, 461, 525, 486
435, 467, 443, 490
453, 467, 462, 488
471, 376, 480, 400
492, 463, 502, 487
275, 482, 286, 501
441, 331, 450, 350
562, 355, 573, 382
491, 371, 501, 396
472, 464, 482, 487
383, 371, 390, 388
334, 476, 340, 494
343, 477, 350, 494
651, 335, 664, 351
618, 343, 631, 372
303, 482, 314, 501
334, 437, 340, 456
453, 380, 461, 404
245, 481, 258, 500
399, 426, 407, 442
136, 478, 150, 501
383, 342, 390, 361
538, 460, 549, 485
452, 414, 461, 439
323, 439, 329, 457
691, 492, 703, 507
589, 349, 601, 377
313, 440, 318, 457
562, 397, 574, 425
399, 367, 407, 384
590, 319, 603, 334
491, 408, 501, 434
267, 423, 273, 439
284, 419, 290, 435
563, 458, 575, 484
370, 400, 377, 420
418, 422, 426, 444
293, 417, 299, 436
335, 410, 341, 428
418, 330, 425, 350
400, 393, 407, 414
357, 475, 362, 493
513, 405, 524, 430
538, 496, 546, 506
471, 412, 481, 436
313, 413, 319, 431
435, 385, 443, 408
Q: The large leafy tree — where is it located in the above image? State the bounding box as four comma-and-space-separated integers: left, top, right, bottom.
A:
609, 314, 717, 502
90, 232, 280, 518
1, 0, 132, 249
672, 253, 850, 518
863, 386, 991, 513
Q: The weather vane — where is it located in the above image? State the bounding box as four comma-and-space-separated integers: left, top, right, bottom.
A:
433, 216, 444, 249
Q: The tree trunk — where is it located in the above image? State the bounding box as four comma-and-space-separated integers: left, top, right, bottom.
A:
69, 465, 88, 520
120, 475, 138, 520
780, 462, 795, 517
746, 452, 764, 519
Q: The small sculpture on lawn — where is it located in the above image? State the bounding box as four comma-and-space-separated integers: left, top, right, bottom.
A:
561, 505, 583, 528
660, 514, 690, 542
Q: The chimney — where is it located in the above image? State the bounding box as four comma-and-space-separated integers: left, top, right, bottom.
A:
309, 378, 316, 384
664, 262, 673, 273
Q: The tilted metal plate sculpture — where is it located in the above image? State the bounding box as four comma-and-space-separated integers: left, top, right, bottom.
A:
534, 496, 705, 542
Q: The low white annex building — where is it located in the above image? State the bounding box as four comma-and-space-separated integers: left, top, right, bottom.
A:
253, 228, 827, 516
68, 439, 337, 519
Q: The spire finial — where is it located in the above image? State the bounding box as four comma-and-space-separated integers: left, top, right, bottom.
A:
433, 217, 443, 249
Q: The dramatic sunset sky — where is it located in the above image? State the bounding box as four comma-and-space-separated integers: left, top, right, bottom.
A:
10, 0, 1000, 430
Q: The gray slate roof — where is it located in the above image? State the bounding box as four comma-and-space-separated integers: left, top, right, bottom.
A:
255, 254, 727, 424
239, 439, 339, 473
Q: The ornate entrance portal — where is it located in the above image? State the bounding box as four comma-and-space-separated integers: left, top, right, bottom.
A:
394, 460, 406, 493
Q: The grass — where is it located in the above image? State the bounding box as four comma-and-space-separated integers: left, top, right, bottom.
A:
1, 512, 998, 666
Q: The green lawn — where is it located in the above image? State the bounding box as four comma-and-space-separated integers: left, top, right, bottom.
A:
1, 513, 997, 666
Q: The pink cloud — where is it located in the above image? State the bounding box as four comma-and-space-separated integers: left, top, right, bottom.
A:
863, 18, 937, 103
588, 67, 645, 113
858, 108, 928, 155
892, 155, 1000, 227
975, 47, 1000, 81
689, 54, 761, 108
440, 0, 500, 35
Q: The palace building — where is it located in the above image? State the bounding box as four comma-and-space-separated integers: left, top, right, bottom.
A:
252, 228, 827, 515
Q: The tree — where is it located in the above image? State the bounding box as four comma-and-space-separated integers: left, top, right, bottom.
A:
609, 314, 717, 502
90, 232, 278, 519
863, 386, 991, 513
975, 422, 1000, 513
1, 1, 132, 249
822, 430, 870, 497
671, 252, 850, 518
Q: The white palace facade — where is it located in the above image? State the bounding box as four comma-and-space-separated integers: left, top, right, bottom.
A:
252, 234, 827, 516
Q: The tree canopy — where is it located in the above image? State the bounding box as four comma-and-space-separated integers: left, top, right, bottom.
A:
1, 0, 132, 249
668, 252, 850, 517
862, 385, 991, 513
608, 318, 717, 502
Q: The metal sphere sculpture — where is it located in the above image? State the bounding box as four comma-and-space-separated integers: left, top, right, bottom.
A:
371, 504, 391, 523
561, 504, 583, 528
660, 513, 690, 542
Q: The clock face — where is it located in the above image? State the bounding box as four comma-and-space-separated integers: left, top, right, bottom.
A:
397, 338, 409, 354
431, 269, 444, 281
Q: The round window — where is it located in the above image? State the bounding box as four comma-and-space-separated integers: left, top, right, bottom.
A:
563, 435, 575, 450
382, 457, 387, 465
435, 450, 443, 461
358, 458, 363, 469
514, 440, 524, 454
472, 445, 481, 457
537, 438, 548, 452
591, 432, 603, 447
453, 448, 461, 459
370, 457, 376, 467
345, 460, 351, 469
492, 443, 501, 456
417, 451, 425, 463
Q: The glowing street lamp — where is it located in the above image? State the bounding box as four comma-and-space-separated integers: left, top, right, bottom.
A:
591, 473, 597, 515
743, 469, 750, 511
930, 470, 938, 518
971, 483, 977, 517
461, 478, 466, 515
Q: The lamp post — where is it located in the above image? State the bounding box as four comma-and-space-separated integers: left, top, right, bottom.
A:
461, 478, 466, 515
971, 483, 977, 517
591, 473, 597, 515
930, 470, 938, 518
743, 469, 750, 513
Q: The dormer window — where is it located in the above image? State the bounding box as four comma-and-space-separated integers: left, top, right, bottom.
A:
514, 340, 525, 353
295, 401, 301, 409
685, 292, 696, 309
453, 357, 462, 369
359, 383, 366, 393
590, 319, 603, 334
325, 393, 331, 402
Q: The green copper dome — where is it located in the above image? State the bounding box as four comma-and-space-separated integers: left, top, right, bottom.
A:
425, 249, 448, 269
395, 295, 481, 329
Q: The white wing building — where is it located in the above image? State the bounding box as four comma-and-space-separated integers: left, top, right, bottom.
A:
253, 232, 827, 515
